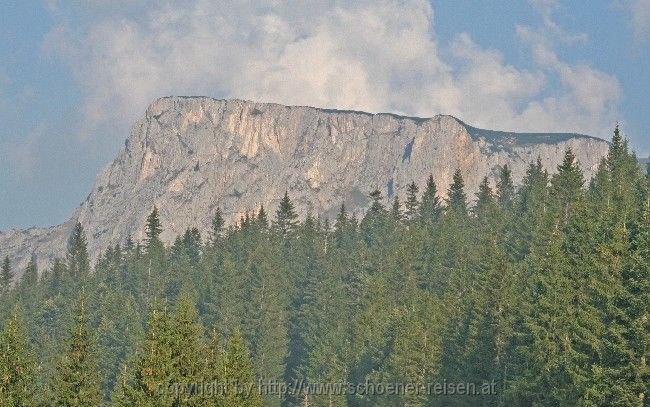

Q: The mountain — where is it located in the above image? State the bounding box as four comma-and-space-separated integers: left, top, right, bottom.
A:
0, 97, 610, 274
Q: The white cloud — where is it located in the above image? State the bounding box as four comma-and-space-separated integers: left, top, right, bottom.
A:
43, 0, 620, 140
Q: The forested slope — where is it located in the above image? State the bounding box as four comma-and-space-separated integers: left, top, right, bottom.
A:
0, 127, 648, 406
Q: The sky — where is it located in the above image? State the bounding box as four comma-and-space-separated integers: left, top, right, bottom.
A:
0, 0, 648, 230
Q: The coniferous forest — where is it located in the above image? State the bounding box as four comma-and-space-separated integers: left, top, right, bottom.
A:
0, 128, 648, 406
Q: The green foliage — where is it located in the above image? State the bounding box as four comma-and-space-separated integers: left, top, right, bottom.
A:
419, 174, 441, 223
274, 191, 299, 240
0, 306, 36, 407
145, 206, 164, 252
447, 169, 468, 216
221, 328, 261, 407
496, 164, 515, 209
0, 126, 648, 406
116, 304, 175, 406
50, 292, 103, 406
405, 181, 420, 220
67, 222, 91, 284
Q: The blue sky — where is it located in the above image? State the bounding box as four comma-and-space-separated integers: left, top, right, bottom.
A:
0, 0, 648, 230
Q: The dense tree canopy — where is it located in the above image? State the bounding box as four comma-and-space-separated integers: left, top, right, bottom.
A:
0, 128, 648, 406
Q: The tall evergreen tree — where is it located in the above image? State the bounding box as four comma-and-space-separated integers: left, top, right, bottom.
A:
391, 195, 404, 222
210, 207, 226, 244
0, 306, 36, 407
145, 206, 164, 251
18, 255, 38, 295
447, 169, 468, 216
551, 149, 585, 221
221, 329, 261, 407
496, 164, 515, 210
274, 191, 299, 240
506, 158, 550, 260
474, 177, 496, 219
256, 204, 269, 229
419, 174, 441, 223
360, 189, 390, 245
66, 222, 91, 284
116, 304, 175, 406
50, 292, 103, 406
405, 181, 420, 220
169, 291, 206, 406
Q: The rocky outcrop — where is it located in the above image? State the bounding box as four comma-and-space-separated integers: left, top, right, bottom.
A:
0, 97, 610, 275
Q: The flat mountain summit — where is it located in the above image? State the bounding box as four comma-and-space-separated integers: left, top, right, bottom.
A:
0, 96, 610, 274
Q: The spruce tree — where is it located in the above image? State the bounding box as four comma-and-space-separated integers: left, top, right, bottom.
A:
474, 176, 496, 219
211, 207, 225, 244
256, 204, 269, 230
419, 174, 441, 223
447, 169, 468, 216
333, 203, 356, 250
203, 328, 225, 406
66, 222, 91, 285
145, 206, 164, 251
18, 255, 38, 296
50, 292, 103, 406
496, 164, 515, 210
116, 304, 175, 406
274, 191, 299, 240
169, 291, 205, 405
391, 195, 403, 222
405, 181, 420, 220
618, 188, 650, 405
360, 189, 390, 245
221, 329, 261, 407
551, 149, 585, 221
0, 306, 36, 407
506, 158, 550, 260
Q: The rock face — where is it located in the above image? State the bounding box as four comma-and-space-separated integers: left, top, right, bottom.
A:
0, 97, 610, 275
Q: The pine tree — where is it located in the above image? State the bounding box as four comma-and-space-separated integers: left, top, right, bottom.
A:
50, 292, 103, 406
419, 174, 441, 223
360, 189, 391, 246
257, 204, 269, 230
506, 158, 550, 260
0, 256, 12, 294
274, 191, 299, 240
447, 169, 468, 216
405, 181, 420, 220
508, 230, 581, 405
211, 207, 226, 244
18, 255, 38, 295
67, 222, 90, 284
203, 328, 225, 406
391, 195, 403, 222
0, 306, 36, 407
116, 304, 175, 406
145, 206, 164, 251
221, 329, 261, 407
94, 291, 143, 401
551, 149, 585, 221
496, 164, 515, 210
169, 291, 205, 406
474, 176, 496, 219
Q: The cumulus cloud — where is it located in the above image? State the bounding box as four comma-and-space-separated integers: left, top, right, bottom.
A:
43, 0, 619, 139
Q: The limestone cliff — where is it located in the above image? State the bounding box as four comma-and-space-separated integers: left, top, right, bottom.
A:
0, 97, 610, 274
